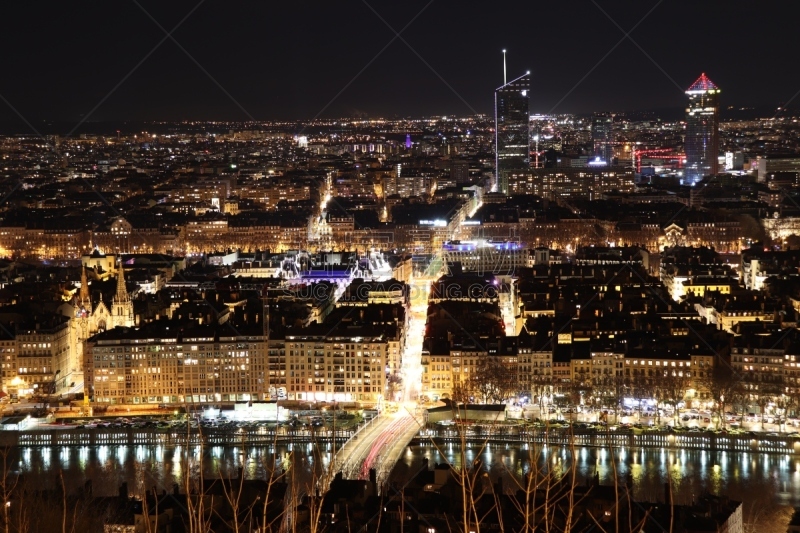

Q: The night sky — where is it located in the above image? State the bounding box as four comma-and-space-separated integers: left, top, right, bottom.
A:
0, 1, 796, 128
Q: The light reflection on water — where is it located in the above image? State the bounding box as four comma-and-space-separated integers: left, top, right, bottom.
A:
394, 444, 800, 508
7, 443, 800, 510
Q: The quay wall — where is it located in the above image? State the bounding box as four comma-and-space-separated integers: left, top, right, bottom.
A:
0, 428, 354, 448
4, 426, 799, 457
411, 429, 800, 455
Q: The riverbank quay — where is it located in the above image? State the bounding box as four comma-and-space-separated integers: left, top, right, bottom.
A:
2, 422, 800, 456
411, 425, 800, 455
0, 425, 356, 447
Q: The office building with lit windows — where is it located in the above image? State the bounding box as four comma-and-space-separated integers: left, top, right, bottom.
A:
591, 112, 613, 164
685, 73, 720, 185
504, 166, 635, 199
495, 72, 530, 194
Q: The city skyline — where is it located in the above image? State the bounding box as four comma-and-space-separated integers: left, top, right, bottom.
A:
5, 3, 800, 530
1, 1, 799, 128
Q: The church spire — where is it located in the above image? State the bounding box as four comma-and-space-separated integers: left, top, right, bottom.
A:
79, 264, 90, 304
114, 258, 129, 303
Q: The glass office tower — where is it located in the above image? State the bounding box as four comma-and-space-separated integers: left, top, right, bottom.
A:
685, 73, 720, 185
495, 72, 530, 194
591, 112, 613, 164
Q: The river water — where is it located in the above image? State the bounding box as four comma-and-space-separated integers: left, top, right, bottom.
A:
7, 441, 799, 530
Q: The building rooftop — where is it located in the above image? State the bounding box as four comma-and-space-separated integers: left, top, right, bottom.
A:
687, 72, 719, 93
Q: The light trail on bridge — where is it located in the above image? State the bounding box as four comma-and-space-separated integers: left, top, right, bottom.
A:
324, 272, 431, 491
358, 412, 412, 479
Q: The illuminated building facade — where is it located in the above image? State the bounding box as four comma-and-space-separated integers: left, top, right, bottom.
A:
441, 240, 528, 274
495, 72, 530, 194
685, 73, 720, 184
75, 262, 136, 337
85, 326, 267, 404
504, 167, 635, 199
591, 113, 613, 164
2, 318, 71, 398
268, 332, 389, 403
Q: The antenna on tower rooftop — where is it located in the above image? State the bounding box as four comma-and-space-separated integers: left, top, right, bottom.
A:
502, 49, 507, 85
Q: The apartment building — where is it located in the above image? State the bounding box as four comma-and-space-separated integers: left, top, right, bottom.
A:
730, 333, 790, 404
0, 316, 72, 398
85, 323, 266, 405
268, 328, 390, 404
420, 348, 453, 402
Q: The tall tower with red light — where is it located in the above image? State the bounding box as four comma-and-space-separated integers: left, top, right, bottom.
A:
685, 73, 720, 185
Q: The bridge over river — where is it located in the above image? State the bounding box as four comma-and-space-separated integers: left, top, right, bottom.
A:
322, 407, 423, 491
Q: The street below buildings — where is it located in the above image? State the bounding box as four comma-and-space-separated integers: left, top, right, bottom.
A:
520, 404, 800, 435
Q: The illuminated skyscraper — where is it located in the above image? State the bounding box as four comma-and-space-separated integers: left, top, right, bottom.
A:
495, 72, 530, 194
591, 112, 613, 164
685, 73, 720, 184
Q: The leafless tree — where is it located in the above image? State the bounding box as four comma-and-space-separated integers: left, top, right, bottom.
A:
756, 395, 774, 430
451, 380, 471, 404
703, 361, 743, 430
469, 357, 516, 404
593, 375, 626, 423
1, 448, 21, 533
656, 371, 691, 426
